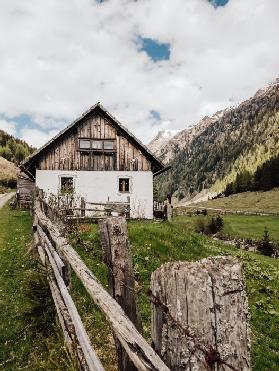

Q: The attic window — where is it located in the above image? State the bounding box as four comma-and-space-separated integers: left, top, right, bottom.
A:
104, 140, 114, 150
92, 140, 103, 149
60, 177, 74, 194
78, 138, 116, 152
119, 178, 130, 193
79, 139, 91, 149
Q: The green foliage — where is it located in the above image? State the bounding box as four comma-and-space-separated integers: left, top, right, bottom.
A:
22, 269, 56, 336
0, 129, 35, 164
72, 218, 279, 370
194, 215, 224, 235
225, 155, 279, 196
0, 204, 70, 370
258, 228, 276, 257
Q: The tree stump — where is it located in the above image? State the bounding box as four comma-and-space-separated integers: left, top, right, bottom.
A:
151, 256, 251, 371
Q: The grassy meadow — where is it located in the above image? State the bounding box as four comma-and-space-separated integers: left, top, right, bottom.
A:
184, 187, 279, 214
1, 202, 279, 370
175, 214, 279, 243
69, 218, 279, 371
0, 204, 70, 370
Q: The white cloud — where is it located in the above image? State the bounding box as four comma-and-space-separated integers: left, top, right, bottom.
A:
0, 120, 16, 136
0, 0, 278, 147
19, 128, 59, 148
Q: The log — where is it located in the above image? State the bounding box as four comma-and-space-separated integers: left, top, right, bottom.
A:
44, 243, 104, 371
150, 256, 251, 371
99, 217, 142, 371
37, 225, 65, 277
34, 201, 169, 371
38, 245, 85, 365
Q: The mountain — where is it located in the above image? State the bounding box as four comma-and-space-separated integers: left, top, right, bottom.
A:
150, 79, 279, 202
0, 130, 35, 165
148, 129, 178, 157
149, 110, 226, 163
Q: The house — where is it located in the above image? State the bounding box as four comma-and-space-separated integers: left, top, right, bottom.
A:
20, 103, 166, 219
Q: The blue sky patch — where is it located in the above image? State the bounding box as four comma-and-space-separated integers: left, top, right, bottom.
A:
150, 110, 161, 120
209, 0, 229, 7
139, 37, 170, 62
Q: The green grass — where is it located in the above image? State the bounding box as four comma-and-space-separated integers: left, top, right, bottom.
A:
175, 214, 279, 243
0, 204, 71, 370
69, 219, 279, 371
185, 187, 279, 214
1, 201, 278, 370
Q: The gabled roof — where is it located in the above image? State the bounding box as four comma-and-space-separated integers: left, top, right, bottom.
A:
21, 102, 164, 172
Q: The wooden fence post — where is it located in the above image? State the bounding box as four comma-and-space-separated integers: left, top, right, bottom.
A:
99, 217, 142, 371
150, 256, 251, 371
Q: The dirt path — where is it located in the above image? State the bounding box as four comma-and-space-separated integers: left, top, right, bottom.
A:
0, 192, 15, 208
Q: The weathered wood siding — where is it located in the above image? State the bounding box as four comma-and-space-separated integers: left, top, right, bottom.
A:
17, 175, 35, 206
37, 113, 151, 171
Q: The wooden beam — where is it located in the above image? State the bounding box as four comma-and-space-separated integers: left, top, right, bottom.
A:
44, 244, 104, 371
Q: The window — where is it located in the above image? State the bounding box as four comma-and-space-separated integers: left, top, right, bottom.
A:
60, 177, 74, 194
92, 140, 103, 150
119, 178, 130, 193
79, 139, 91, 149
104, 140, 114, 150
78, 138, 116, 151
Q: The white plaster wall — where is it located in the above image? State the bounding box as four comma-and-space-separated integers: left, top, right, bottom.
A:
36, 170, 153, 219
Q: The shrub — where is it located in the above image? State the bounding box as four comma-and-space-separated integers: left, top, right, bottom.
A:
195, 218, 205, 233
258, 228, 275, 257
195, 215, 224, 235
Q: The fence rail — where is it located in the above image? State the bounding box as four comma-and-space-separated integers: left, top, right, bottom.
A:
33, 198, 169, 371
33, 192, 251, 371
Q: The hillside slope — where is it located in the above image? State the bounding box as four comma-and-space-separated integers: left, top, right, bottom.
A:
0, 156, 18, 191
181, 188, 279, 214
152, 79, 279, 201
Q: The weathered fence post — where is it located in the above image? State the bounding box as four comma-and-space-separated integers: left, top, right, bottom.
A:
151, 256, 251, 371
99, 217, 142, 371
81, 197, 86, 217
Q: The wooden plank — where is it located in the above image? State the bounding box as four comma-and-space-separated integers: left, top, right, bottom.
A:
150, 257, 251, 371
44, 244, 104, 371
37, 225, 66, 277
34, 202, 169, 371
99, 217, 142, 371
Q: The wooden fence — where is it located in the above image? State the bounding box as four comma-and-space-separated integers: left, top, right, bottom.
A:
33, 195, 251, 370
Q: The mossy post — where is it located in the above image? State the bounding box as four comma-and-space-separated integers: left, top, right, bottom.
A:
99, 217, 142, 371
151, 256, 251, 371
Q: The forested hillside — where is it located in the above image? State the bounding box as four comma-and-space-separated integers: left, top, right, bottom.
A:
0, 130, 35, 165
0, 130, 35, 191
154, 79, 279, 201
224, 155, 279, 196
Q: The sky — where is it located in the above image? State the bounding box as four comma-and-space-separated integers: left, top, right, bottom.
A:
0, 0, 278, 148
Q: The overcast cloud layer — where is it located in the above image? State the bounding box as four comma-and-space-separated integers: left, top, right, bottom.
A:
0, 0, 279, 147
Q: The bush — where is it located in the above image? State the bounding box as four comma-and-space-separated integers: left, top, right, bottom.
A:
195, 218, 205, 233
258, 228, 275, 257
195, 215, 224, 235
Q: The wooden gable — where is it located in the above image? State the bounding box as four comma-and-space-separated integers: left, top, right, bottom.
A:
30, 107, 158, 173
